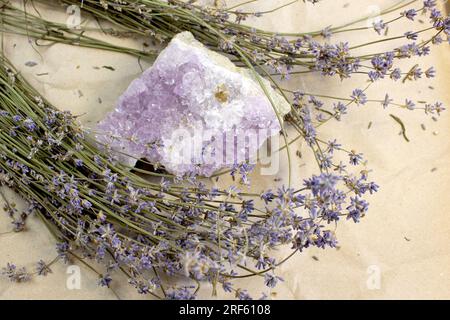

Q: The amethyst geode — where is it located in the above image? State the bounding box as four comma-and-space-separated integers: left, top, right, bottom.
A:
96, 32, 290, 177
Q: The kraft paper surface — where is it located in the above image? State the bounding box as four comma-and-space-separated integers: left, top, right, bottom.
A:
0, 0, 449, 299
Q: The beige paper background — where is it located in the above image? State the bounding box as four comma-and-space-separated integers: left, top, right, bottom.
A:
0, 0, 449, 299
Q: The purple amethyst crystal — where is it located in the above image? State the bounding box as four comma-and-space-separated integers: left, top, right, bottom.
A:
96, 32, 290, 177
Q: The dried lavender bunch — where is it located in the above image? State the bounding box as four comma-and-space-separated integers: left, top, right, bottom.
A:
1, 259, 56, 282
0, 55, 379, 299
35, 0, 448, 79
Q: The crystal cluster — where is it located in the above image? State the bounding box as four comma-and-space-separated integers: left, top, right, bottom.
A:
96, 32, 290, 176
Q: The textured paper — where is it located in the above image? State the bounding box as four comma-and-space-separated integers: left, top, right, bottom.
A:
0, 0, 449, 299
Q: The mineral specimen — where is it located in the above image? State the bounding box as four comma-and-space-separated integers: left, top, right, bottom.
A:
96, 32, 290, 177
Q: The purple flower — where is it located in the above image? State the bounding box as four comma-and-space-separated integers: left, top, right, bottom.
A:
240, 200, 254, 215
236, 289, 252, 300
304, 174, 340, 197
432, 35, 443, 45
264, 273, 283, 288
23, 118, 37, 131
425, 67, 436, 78
261, 190, 275, 204
402, 9, 417, 20
1, 263, 31, 283
320, 230, 338, 248
56, 242, 70, 263
412, 67, 423, 80
333, 102, 347, 119
98, 274, 112, 287
370, 53, 394, 77
351, 89, 367, 106
366, 182, 380, 194
74, 159, 83, 167
166, 287, 196, 300
12, 115, 22, 122
326, 139, 341, 154
36, 260, 52, 276
373, 20, 387, 35
349, 151, 363, 165
424, 0, 437, 10
425, 102, 445, 115
81, 199, 92, 209
346, 197, 369, 223
405, 31, 418, 40
222, 281, 233, 292
390, 68, 402, 81
405, 99, 416, 110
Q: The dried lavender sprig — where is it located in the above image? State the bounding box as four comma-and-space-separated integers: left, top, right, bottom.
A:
37, 0, 446, 73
